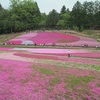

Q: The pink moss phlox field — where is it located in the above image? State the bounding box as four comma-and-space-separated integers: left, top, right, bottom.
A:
27, 52, 100, 59
6, 32, 100, 46
7, 32, 38, 44
14, 53, 100, 64
67, 35, 100, 46
0, 59, 100, 99
7, 39, 22, 45
67, 68, 91, 76
0, 59, 33, 100
72, 52, 100, 58
0, 47, 11, 50
26, 48, 89, 54
29, 32, 80, 44
14, 53, 58, 60
15, 32, 38, 39
59, 57, 100, 64
32, 52, 100, 58
7, 32, 80, 45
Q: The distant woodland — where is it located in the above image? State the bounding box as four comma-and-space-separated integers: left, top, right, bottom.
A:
0, 0, 100, 33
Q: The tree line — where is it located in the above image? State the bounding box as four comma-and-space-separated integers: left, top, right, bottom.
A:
0, 0, 100, 34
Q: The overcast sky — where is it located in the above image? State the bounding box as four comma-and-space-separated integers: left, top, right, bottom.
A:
0, 0, 96, 14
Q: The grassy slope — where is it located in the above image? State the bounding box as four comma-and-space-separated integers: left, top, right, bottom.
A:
0, 32, 24, 43
57, 30, 100, 41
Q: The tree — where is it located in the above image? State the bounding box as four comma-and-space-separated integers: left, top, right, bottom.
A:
46, 9, 60, 29
70, 1, 86, 31
39, 13, 47, 28
82, 1, 100, 29
0, 4, 10, 33
61, 5, 67, 14
59, 5, 71, 29
9, 0, 41, 31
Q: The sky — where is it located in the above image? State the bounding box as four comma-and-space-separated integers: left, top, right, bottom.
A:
0, 0, 96, 14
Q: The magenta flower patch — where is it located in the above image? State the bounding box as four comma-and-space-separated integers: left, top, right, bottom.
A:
7, 32, 38, 45
67, 35, 100, 46
7, 31, 100, 46
29, 32, 80, 44
0, 59, 100, 100
14, 52, 100, 64
0, 47, 12, 50
7, 40, 22, 44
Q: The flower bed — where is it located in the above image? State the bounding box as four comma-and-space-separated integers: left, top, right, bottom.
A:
7, 39, 22, 45
7, 32, 38, 44
14, 53, 100, 64
26, 48, 88, 54
7, 32, 80, 45
7, 31, 100, 46
72, 52, 100, 58
29, 32, 80, 44
0, 59, 100, 100
0, 47, 11, 50
14, 53, 58, 60
67, 35, 100, 47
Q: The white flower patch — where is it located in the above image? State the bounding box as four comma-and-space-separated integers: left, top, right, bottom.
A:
21, 40, 34, 45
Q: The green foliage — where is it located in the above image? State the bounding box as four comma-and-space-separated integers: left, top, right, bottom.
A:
65, 74, 94, 87
57, 20, 65, 27
72, 26, 79, 31
49, 76, 61, 86
81, 30, 100, 40
46, 9, 60, 28
60, 5, 67, 14
0, 0, 41, 33
39, 68, 54, 75
39, 13, 47, 27
1, 0, 100, 33
91, 65, 100, 70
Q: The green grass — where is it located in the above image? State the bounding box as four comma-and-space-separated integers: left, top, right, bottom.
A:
0, 32, 24, 42
81, 30, 100, 41
91, 65, 100, 70
49, 76, 61, 86
39, 68, 54, 75
34, 59, 100, 71
65, 74, 94, 88
62, 62, 100, 71
47, 87, 53, 92
31, 64, 55, 75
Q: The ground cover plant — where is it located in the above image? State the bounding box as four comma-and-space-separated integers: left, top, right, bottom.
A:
13, 48, 100, 64
0, 32, 24, 43
80, 30, 100, 41
0, 30, 100, 100
0, 46, 100, 99
0, 58, 100, 100
7, 32, 80, 45
7, 31, 100, 46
